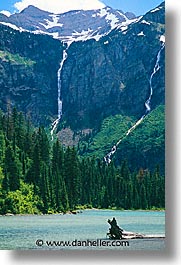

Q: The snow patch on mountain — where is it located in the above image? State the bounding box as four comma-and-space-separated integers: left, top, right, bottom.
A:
40, 15, 63, 29
58, 29, 105, 44
32, 29, 60, 39
160, 35, 165, 43
141, 20, 151, 25
0, 22, 24, 32
117, 17, 140, 33
0, 10, 11, 17
105, 13, 119, 29
116, 11, 129, 21
150, 5, 163, 13
137, 31, 145, 36
93, 8, 122, 30
150, 7, 160, 13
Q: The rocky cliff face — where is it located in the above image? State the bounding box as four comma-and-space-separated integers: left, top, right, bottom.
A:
0, 2, 165, 132
0, 24, 63, 125
61, 2, 165, 130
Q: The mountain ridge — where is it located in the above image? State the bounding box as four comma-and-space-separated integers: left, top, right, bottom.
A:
0, 5, 136, 43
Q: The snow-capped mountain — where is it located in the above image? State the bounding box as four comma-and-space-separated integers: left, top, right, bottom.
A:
0, 5, 136, 43
0, 2, 165, 170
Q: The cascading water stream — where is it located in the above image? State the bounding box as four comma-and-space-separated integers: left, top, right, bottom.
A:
51, 48, 68, 139
104, 40, 165, 164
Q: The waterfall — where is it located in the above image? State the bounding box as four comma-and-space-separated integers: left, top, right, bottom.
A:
145, 42, 165, 113
51, 48, 68, 139
104, 40, 165, 164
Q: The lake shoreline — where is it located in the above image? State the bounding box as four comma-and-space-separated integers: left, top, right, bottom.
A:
0, 208, 165, 217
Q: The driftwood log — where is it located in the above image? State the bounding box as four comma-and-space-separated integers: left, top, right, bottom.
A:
107, 218, 164, 240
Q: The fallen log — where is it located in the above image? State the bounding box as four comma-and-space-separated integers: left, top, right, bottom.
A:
122, 230, 165, 239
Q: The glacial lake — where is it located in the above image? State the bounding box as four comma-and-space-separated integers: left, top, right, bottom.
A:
0, 210, 165, 250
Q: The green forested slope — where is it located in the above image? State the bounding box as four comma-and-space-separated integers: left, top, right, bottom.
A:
80, 105, 165, 172
0, 108, 165, 214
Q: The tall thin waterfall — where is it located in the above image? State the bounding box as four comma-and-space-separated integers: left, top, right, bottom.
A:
51, 49, 68, 139
104, 40, 165, 164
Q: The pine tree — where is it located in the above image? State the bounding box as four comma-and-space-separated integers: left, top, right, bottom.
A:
127, 181, 134, 209
64, 147, 80, 209
0, 167, 4, 190
133, 185, 140, 209
2, 168, 9, 193
60, 178, 69, 212
6, 102, 13, 141
120, 160, 130, 181
40, 162, 50, 213
145, 171, 151, 209
37, 127, 50, 164
51, 140, 65, 211
0, 130, 5, 166
49, 167, 56, 210
140, 183, 147, 209
26, 143, 41, 190
16, 112, 26, 151
80, 158, 91, 205
52, 140, 63, 173
24, 117, 34, 157
4, 145, 20, 191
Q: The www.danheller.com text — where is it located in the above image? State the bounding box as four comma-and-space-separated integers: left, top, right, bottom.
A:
35, 239, 130, 248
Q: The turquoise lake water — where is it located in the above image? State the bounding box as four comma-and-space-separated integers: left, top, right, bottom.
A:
0, 210, 165, 250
